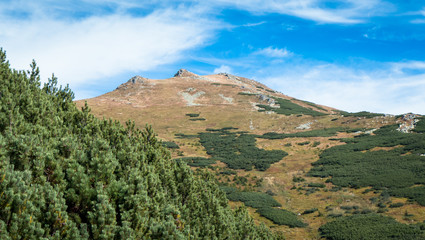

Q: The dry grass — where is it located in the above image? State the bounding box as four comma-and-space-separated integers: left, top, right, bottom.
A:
75, 73, 417, 240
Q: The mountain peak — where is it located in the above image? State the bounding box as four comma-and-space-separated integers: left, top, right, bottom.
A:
174, 69, 199, 78
128, 75, 147, 84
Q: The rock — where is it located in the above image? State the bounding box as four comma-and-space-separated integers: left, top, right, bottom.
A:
397, 113, 420, 133
174, 69, 199, 78
128, 75, 146, 84
296, 122, 313, 130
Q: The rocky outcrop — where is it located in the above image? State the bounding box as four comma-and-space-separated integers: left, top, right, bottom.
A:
179, 88, 205, 106
174, 69, 199, 78
128, 75, 147, 84
397, 113, 420, 133
116, 75, 148, 90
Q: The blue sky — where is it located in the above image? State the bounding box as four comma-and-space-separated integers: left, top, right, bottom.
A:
1, 0, 425, 114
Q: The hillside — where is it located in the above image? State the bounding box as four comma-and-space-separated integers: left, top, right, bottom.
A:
77, 69, 425, 239
0, 50, 284, 239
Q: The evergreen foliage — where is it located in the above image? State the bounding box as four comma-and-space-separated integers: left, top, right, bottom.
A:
161, 141, 179, 149
225, 190, 282, 209
308, 124, 425, 205
257, 127, 346, 139
0, 49, 282, 239
413, 116, 425, 133
338, 111, 385, 118
256, 208, 307, 228
319, 214, 425, 240
185, 113, 200, 118
174, 157, 216, 167
256, 97, 326, 116
198, 129, 288, 171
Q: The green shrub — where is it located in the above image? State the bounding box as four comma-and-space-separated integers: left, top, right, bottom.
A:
389, 202, 404, 208
319, 214, 425, 240
293, 176, 305, 182
226, 191, 281, 208
302, 208, 318, 215
174, 157, 216, 167
413, 117, 425, 133
186, 113, 200, 117
162, 141, 180, 149
338, 111, 385, 118
297, 141, 310, 146
308, 183, 326, 188
189, 118, 206, 121
308, 124, 425, 205
256, 207, 307, 228
256, 97, 326, 116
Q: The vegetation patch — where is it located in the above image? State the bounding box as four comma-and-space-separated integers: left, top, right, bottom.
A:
413, 116, 425, 133
256, 97, 326, 116
238, 92, 257, 96
299, 100, 327, 111
338, 111, 385, 118
308, 124, 425, 205
186, 113, 200, 117
258, 127, 347, 139
256, 207, 307, 228
162, 141, 180, 149
174, 157, 216, 167
199, 129, 288, 171
319, 214, 425, 240
222, 187, 281, 208
189, 118, 206, 121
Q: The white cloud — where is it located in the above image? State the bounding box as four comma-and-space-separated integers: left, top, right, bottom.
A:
0, 5, 221, 94
208, 0, 393, 24
213, 65, 232, 74
256, 62, 425, 115
255, 47, 291, 58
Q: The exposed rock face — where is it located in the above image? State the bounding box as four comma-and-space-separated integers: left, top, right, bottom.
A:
397, 113, 420, 133
174, 69, 199, 78
258, 94, 279, 108
116, 75, 148, 90
179, 88, 205, 106
128, 75, 146, 84
219, 94, 233, 104
296, 122, 313, 130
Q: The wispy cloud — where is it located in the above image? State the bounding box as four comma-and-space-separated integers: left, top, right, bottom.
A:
0, 3, 222, 96
255, 47, 292, 58
208, 0, 393, 24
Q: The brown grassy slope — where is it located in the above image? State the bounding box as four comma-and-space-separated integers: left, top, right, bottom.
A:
75, 70, 423, 240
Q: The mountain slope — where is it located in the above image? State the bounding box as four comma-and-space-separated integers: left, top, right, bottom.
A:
77, 69, 425, 239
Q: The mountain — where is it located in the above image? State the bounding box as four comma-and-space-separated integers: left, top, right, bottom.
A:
77, 69, 425, 239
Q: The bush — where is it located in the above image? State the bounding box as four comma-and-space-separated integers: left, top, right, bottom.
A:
162, 141, 179, 149
226, 191, 281, 208
174, 157, 216, 167
308, 124, 425, 206
302, 208, 318, 215
319, 214, 425, 240
257, 207, 307, 228
189, 118, 206, 121
389, 202, 404, 208
308, 183, 326, 188
292, 176, 306, 182
256, 97, 326, 116
186, 113, 200, 117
